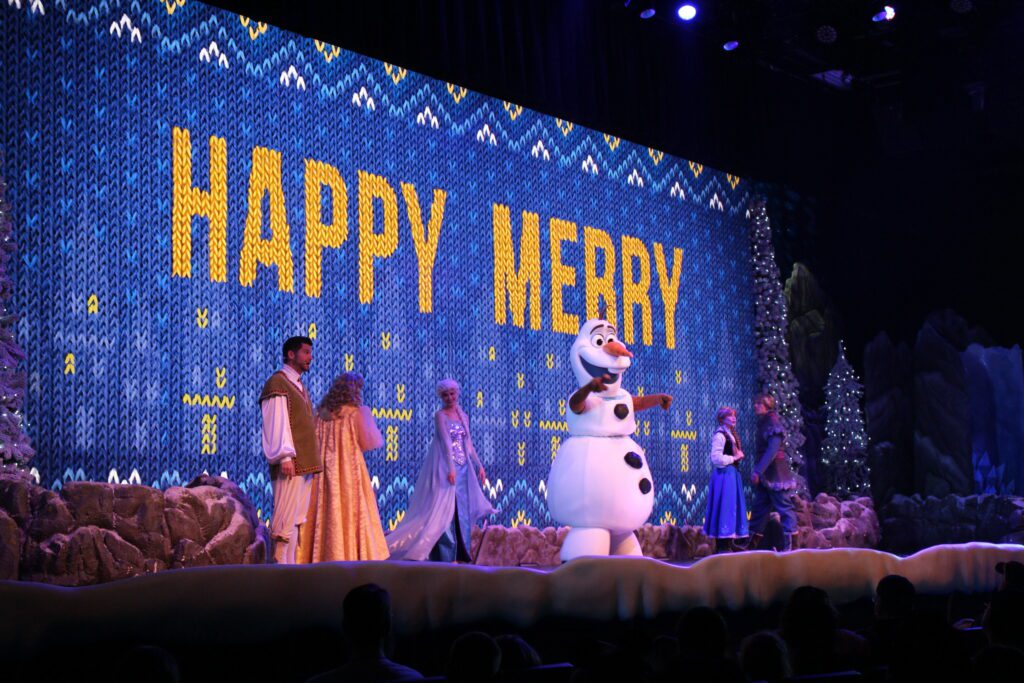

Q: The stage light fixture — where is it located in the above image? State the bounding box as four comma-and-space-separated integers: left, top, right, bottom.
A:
812, 69, 854, 90
723, 40, 740, 51
872, 6, 896, 22
640, 5, 656, 19
677, 4, 697, 21
816, 25, 838, 44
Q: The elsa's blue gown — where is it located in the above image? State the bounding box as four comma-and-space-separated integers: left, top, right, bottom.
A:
386, 409, 497, 561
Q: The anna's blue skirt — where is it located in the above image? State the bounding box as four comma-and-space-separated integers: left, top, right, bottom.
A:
704, 466, 748, 538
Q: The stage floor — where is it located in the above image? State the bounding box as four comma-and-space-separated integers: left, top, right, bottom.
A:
3, 542, 1024, 662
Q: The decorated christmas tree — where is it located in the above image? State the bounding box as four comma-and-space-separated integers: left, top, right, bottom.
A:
821, 341, 870, 497
0, 159, 35, 475
749, 200, 806, 490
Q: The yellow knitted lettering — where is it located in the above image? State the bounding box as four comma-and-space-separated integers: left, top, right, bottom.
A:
549, 218, 579, 335
171, 127, 227, 282
239, 146, 294, 292
583, 226, 617, 326
492, 204, 541, 330
357, 171, 400, 304
621, 235, 653, 346
653, 243, 684, 350
401, 182, 446, 313
303, 159, 348, 298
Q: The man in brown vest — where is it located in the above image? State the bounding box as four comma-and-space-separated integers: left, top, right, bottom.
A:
260, 336, 323, 564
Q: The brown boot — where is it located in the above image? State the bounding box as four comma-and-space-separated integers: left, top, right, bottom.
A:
741, 533, 763, 551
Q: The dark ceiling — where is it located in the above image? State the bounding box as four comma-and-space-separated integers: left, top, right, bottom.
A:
206, 0, 1024, 358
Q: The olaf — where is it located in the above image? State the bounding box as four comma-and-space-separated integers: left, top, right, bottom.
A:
546, 303, 673, 561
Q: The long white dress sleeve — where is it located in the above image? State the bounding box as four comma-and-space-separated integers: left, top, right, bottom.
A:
261, 395, 296, 465
435, 412, 455, 471
709, 431, 736, 468
385, 409, 497, 561
354, 404, 385, 452
465, 431, 484, 471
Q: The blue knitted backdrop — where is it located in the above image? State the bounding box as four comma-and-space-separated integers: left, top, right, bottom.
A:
1, 0, 758, 530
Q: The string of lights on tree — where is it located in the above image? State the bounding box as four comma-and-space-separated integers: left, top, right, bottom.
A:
0, 157, 35, 478
749, 199, 806, 493
821, 340, 871, 498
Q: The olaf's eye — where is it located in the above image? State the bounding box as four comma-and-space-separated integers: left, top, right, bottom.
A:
591, 333, 605, 347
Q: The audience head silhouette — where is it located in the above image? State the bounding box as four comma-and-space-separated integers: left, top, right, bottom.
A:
446, 631, 502, 683
739, 631, 791, 683
982, 589, 1024, 650
676, 605, 729, 657
343, 583, 392, 655
874, 574, 917, 619
996, 560, 1024, 593
495, 634, 542, 671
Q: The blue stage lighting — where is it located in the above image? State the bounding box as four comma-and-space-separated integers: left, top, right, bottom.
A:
873, 6, 896, 22
640, 7, 656, 19
678, 4, 697, 21
723, 41, 740, 51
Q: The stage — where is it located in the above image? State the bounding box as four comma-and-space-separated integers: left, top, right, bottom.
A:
3, 543, 1022, 655
3, 3, 1024, 680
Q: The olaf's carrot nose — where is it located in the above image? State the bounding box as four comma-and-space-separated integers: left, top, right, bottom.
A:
603, 341, 633, 358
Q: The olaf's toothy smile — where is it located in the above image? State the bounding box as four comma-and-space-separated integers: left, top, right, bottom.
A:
582, 357, 618, 383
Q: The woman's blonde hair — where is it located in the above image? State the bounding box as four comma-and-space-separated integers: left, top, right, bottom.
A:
436, 378, 460, 396
435, 378, 469, 425
319, 372, 365, 414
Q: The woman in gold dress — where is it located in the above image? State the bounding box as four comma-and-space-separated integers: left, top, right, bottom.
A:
303, 372, 389, 562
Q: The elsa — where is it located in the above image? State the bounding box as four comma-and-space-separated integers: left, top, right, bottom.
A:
386, 379, 497, 561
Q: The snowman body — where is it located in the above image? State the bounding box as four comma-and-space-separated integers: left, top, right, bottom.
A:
547, 391, 653, 531
545, 317, 656, 558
